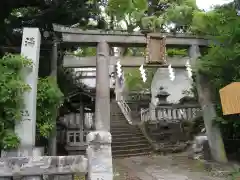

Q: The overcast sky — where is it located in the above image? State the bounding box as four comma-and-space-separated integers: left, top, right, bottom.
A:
197, 0, 233, 10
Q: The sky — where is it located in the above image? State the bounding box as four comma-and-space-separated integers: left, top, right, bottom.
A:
196, 0, 233, 11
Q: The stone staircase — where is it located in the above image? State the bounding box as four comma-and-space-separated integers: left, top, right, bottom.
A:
110, 101, 152, 158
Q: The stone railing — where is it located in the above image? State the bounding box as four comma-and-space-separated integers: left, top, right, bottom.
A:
116, 89, 133, 125
141, 104, 202, 123
141, 108, 151, 123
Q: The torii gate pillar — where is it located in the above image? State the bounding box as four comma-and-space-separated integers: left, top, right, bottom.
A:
86, 41, 113, 180
95, 41, 111, 131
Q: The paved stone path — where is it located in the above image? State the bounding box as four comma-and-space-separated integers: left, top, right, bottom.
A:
113, 153, 234, 180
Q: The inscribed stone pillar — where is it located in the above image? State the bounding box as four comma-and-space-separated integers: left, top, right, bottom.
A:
4, 27, 43, 180
189, 44, 228, 163
15, 28, 41, 147
87, 41, 113, 180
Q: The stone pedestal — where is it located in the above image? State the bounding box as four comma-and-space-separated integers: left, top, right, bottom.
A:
86, 131, 113, 180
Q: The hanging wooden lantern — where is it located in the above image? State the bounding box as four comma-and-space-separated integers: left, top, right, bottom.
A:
145, 34, 166, 64
219, 82, 240, 115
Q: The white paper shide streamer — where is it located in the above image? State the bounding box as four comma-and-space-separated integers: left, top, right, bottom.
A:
185, 60, 193, 79
116, 61, 122, 78
139, 64, 147, 83
168, 64, 175, 81
114, 47, 123, 78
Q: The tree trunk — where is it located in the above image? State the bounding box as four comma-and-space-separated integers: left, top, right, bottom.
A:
189, 44, 227, 163
196, 73, 228, 163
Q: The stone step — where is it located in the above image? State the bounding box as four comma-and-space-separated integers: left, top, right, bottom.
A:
111, 119, 128, 123
111, 120, 129, 124
111, 116, 126, 120
110, 123, 130, 127
111, 132, 144, 137
111, 119, 129, 122
112, 135, 146, 141
111, 118, 129, 122
111, 113, 124, 115
112, 147, 152, 156
110, 126, 140, 132
112, 143, 150, 151
110, 101, 152, 158
111, 115, 127, 119
113, 151, 151, 158
112, 139, 148, 145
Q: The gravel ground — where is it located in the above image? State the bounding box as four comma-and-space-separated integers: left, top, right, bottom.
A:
112, 153, 236, 180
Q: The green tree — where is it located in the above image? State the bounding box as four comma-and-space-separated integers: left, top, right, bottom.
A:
107, 0, 199, 32
124, 67, 157, 92
0, 54, 63, 150
193, 2, 240, 152
1, 0, 105, 56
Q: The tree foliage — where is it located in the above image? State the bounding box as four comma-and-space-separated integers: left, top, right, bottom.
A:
0, 0, 105, 56
0, 54, 63, 150
0, 54, 31, 149
37, 77, 63, 139
107, 0, 199, 32
193, 3, 240, 140
124, 67, 157, 92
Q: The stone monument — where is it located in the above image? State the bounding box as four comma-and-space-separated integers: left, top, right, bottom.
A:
1, 28, 43, 180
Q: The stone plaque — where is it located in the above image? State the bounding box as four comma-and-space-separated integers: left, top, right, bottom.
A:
219, 82, 240, 115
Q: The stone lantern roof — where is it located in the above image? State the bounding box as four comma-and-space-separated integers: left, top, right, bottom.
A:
155, 86, 170, 105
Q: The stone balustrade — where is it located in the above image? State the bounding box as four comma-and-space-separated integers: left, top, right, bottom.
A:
141, 104, 202, 123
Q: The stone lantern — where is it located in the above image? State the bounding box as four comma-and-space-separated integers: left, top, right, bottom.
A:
156, 86, 170, 105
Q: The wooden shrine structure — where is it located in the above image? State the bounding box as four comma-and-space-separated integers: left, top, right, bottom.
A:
0, 25, 217, 180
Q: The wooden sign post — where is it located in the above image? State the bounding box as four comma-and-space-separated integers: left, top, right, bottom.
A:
219, 82, 240, 115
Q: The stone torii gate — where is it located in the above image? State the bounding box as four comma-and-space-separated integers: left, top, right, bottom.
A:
0, 25, 226, 180
53, 24, 228, 170
53, 24, 227, 164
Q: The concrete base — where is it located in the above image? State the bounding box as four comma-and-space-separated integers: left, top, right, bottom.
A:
1, 147, 44, 180
1, 147, 44, 157
86, 131, 113, 180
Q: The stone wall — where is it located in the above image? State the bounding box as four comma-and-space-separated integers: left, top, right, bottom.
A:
145, 122, 190, 153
